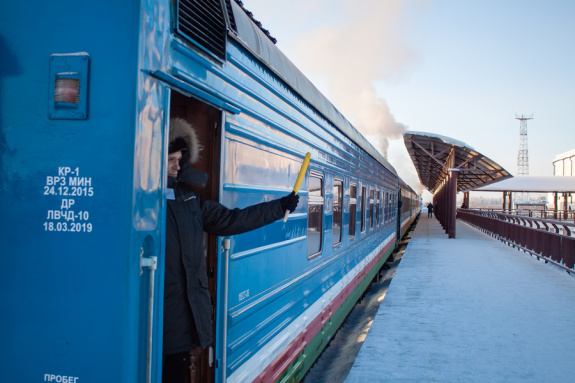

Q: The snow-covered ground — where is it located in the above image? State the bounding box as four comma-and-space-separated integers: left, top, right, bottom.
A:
345, 215, 575, 383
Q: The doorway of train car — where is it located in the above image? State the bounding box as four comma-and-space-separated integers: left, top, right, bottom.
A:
168, 90, 222, 383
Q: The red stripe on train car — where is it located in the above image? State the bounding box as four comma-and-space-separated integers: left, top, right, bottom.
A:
254, 240, 393, 382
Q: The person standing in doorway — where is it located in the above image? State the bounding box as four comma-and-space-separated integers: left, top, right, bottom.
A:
162, 118, 299, 383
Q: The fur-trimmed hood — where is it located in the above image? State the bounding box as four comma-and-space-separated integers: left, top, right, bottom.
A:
169, 118, 202, 165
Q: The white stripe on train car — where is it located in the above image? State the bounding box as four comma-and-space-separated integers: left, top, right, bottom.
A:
402, 217, 410, 230
227, 233, 395, 383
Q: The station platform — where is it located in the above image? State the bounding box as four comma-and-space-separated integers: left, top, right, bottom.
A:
345, 214, 575, 383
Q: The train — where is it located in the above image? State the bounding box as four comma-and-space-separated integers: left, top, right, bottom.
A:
0, 1, 420, 382
399, 178, 422, 239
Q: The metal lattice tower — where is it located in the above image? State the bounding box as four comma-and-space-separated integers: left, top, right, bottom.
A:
515, 113, 533, 201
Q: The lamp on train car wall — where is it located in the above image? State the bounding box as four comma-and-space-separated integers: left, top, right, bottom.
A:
48, 52, 90, 120
55, 77, 80, 104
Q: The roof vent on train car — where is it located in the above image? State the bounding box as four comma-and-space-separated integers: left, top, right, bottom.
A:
225, 0, 237, 33
175, 0, 237, 61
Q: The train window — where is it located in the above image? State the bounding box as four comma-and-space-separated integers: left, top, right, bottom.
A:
388, 193, 392, 222
379, 191, 383, 224
387, 193, 392, 224
376, 190, 380, 226
382, 192, 386, 222
385, 192, 389, 222
380, 191, 383, 224
333, 178, 343, 246
307, 171, 324, 259
360, 186, 366, 233
349, 183, 357, 238
369, 188, 374, 229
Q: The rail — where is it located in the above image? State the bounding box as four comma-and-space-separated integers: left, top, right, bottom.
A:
475, 208, 575, 222
457, 209, 575, 274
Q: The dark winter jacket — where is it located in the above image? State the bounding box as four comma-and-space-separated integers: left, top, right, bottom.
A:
163, 165, 284, 354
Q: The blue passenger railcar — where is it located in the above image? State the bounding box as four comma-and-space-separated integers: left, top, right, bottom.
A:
398, 179, 422, 238
0, 1, 416, 382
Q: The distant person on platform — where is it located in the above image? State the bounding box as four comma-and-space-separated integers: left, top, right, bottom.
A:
427, 202, 433, 218
162, 118, 299, 383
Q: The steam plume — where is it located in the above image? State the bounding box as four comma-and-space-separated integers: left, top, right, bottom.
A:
290, 0, 414, 157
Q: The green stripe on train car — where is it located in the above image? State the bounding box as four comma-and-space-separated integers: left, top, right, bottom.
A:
277, 245, 393, 383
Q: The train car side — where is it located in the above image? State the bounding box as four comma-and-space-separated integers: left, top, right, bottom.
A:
209, 9, 401, 382
0, 2, 163, 382
0, 1, 417, 382
399, 179, 421, 238
155, 2, 405, 381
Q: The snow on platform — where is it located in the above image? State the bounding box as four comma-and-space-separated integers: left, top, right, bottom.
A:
345, 215, 575, 383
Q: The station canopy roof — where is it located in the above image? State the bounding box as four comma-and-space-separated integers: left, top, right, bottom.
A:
404, 131, 512, 193
472, 176, 575, 193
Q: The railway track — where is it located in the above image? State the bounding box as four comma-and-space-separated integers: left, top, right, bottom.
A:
302, 219, 418, 383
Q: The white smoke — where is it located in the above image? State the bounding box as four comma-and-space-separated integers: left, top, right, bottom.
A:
289, 0, 418, 157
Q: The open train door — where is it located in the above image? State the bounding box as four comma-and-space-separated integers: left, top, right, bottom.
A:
168, 90, 224, 382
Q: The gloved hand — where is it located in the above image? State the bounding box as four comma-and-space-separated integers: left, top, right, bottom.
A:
280, 191, 299, 213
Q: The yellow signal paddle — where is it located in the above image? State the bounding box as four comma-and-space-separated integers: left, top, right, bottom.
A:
283, 152, 311, 222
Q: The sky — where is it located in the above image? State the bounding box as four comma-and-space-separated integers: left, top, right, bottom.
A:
241, 0, 575, 198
